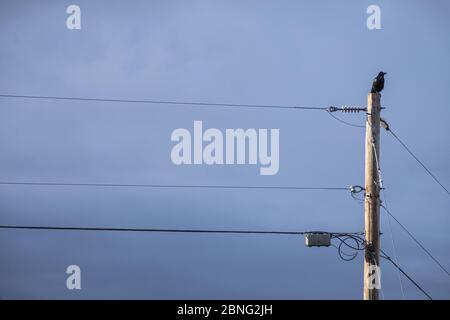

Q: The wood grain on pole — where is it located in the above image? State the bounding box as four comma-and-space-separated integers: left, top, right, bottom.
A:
364, 93, 381, 300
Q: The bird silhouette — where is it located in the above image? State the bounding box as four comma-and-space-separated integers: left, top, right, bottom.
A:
371, 72, 387, 93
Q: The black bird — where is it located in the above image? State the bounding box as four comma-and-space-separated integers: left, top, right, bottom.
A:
371, 72, 387, 93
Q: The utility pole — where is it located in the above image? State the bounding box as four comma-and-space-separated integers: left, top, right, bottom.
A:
364, 92, 381, 300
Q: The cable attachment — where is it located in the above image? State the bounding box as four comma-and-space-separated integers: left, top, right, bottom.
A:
328, 106, 338, 112
380, 117, 390, 131
365, 242, 378, 264
331, 233, 366, 261
350, 185, 364, 194
349, 185, 365, 202
328, 106, 367, 113
342, 105, 367, 113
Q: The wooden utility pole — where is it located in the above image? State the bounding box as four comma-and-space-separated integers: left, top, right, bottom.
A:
364, 93, 381, 300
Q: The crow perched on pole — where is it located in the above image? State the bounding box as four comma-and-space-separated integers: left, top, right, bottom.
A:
371, 72, 387, 93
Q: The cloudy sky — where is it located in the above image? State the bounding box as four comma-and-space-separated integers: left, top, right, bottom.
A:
0, 0, 449, 299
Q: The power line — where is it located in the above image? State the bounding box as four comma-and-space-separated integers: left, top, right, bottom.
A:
323, 112, 448, 194
332, 233, 433, 300
0, 93, 375, 127
0, 181, 350, 191
326, 110, 365, 128
368, 123, 440, 299
0, 225, 310, 235
387, 128, 449, 195
370, 136, 404, 298
0, 94, 327, 111
382, 189, 406, 299
0, 221, 435, 299
380, 249, 433, 300
0, 225, 364, 237
1, 93, 446, 299
340, 233, 433, 300
326, 113, 448, 195
380, 204, 450, 277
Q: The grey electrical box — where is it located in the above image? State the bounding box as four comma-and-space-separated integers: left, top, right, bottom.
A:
305, 232, 331, 247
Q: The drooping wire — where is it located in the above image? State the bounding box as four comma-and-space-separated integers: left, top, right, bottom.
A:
0, 94, 328, 111
326, 110, 365, 128
331, 234, 365, 261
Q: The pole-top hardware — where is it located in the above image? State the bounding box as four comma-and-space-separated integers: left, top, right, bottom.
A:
328, 106, 367, 113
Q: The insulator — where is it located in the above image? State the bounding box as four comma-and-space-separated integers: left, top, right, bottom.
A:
328, 105, 367, 113
340, 105, 366, 113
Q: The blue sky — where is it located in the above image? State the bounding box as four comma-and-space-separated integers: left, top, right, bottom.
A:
0, 0, 449, 299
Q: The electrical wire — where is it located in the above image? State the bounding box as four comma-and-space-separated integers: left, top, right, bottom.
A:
369, 134, 404, 298
371, 141, 383, 189
369, 131, 439, 296
0, 94, 327, 111
359, 119, 438, 299
0, 181, 351, 191
327, 108, 448, 195
0, 221, 434, 299
387, 128, 449, 195
0, 225, 365, 239
380, 249, 433, 300
349, 185, 365, 202
335, 233, 433, 300
0, 225, 311, 235
380, 204, 450, 277
1, 93, 445, 299
382, 189, 406, 299
331, 234, 365, 261
326, 110, 365, 128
